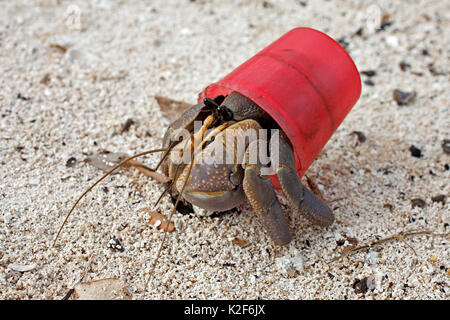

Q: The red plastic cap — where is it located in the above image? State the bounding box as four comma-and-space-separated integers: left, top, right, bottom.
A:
199, 27, 361, 185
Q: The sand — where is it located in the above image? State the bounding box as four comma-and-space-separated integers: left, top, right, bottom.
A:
0, 0, 448, 299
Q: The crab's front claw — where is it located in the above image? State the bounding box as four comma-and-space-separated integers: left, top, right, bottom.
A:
242, 140, 292, 246
243, 165, 293, 246
298, 183, 334, 227
272, 132, 334, 227
277, 166, 334, 227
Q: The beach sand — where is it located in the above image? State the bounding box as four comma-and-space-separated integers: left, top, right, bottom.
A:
0, 0, 448, 299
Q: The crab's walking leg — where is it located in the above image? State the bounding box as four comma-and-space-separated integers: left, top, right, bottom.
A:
124, 160, 171, 184
87, 152, 170, 184
242, 140, 292, 246
272, 132, 334, 227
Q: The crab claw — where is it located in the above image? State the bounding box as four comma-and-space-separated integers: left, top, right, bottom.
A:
272, 132, 334, 227
242, 163, 293, 245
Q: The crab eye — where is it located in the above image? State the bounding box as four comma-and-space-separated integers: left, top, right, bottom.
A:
217, 105, 233, 121
203, 97, 220, 109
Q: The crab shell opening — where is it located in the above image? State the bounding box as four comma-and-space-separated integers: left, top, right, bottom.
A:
198, 27, 361, 189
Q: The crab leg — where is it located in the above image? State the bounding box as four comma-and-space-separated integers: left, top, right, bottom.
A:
242, 140, 292, 246
124, 160, 171, 184
87, 152, 170, 184
271, 132, 334, 227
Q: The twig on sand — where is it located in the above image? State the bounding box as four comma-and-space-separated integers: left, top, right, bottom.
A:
330, 230, 449, 263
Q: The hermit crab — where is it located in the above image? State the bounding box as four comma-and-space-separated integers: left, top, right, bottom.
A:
160, 92, 336, 245
53, 28, 361, 249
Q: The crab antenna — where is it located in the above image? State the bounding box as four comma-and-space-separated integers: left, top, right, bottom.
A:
154, 183, 172, 208
52, 148, 168, 247
153, 163, 181, 209
153, 139, 180, 172
147, 134, 195, 287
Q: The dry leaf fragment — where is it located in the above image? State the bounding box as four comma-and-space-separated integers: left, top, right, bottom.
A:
155, 96, 192, 122
49, 43, 69, 53
381, 12, 391, 25
232, 237, 250, 248
120, 118, 135, 134
143, 208, 175, 232
431, 194, 446, 205
341, 235, 359, 253
8, 263, 37, 272
73, 278, 131, 300
40, 73, 51, 85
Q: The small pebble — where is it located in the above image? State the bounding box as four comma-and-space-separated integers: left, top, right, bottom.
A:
262, 1, 274, 8
120, 118, 135, 133
17, 93, 30, 101
153, 219, 162, 228
427, 63, 445, 76
40, 73, 51, 85
409, 145, 422, 158
9, 263, 37, 272
350, 131, 367, 143
275, 249, 304, 277
365, 251, 378, 265
29, 178, 40, 185
385, 35, 399, 47
353, 277, 369, 294
399, 61, 411, 71
411, 198, 426, 208
66, 157, 77, 167
442, 139, 450, 155
365, 275, 377, 291
180, 28, 192, 35
360, 70, 376, 77
337, 37, 349, 50
4, 213, 12, 223
379, 21, 393, 31
393, 89, 416, 106
107, 237, 124, 252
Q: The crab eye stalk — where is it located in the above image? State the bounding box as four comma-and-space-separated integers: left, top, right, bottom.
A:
203, 97, 233, 124
203, 97, 220, 109
217, 105, 233, 122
